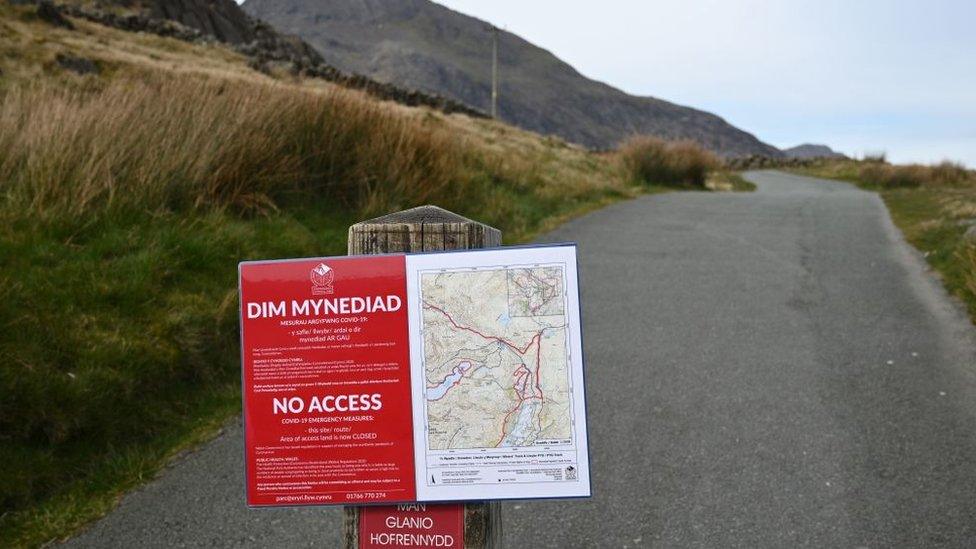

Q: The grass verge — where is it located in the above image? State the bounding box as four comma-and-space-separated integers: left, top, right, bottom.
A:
791, 159, 976, 321
706, 171, 756, 192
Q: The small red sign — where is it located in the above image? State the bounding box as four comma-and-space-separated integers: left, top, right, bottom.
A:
360, 504, 464, 548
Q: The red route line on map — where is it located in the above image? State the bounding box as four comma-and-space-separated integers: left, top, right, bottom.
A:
423, 301, 540, 354
495, 365, 543, 447
422, 301, 547, 447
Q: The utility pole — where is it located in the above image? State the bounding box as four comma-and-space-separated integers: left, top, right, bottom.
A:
488, 24, 499, 119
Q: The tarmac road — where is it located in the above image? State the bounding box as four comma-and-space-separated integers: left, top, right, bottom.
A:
64, 171, 976, 548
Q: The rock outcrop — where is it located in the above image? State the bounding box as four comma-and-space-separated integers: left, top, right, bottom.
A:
148, 0, 254, 44
35, 0, 73, 28
55, 53, 99, 75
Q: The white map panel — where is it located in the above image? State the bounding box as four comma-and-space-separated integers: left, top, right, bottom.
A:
405, 245, 590, 502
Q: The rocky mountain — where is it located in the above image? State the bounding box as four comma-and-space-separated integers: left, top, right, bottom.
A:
145, 0, 255, 43
46, 0, 483, 116
783, 144, 846, 159
241, 0, 781, 157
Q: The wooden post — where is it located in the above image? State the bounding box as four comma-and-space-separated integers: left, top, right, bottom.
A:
344, 205, 503, 549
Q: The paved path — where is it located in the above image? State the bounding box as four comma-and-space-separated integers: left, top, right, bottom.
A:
65, 171, 976, 548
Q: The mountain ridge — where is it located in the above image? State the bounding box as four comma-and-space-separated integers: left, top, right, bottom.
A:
242, 0, 782, 157
783, 143, 847, 159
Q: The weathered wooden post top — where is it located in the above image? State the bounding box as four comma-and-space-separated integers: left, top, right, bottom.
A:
348, 205, 502, 255
345, 204, 502, 548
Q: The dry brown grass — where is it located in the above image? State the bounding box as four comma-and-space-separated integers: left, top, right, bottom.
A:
0, 70, 635, 246
0, 75, 474, 221
617, 135, 721, 188
0, 2, 261, 90
0, 1, 662, 234
1, 1, 493, 222
796, 157, 976, 191
858, 160, 974, 189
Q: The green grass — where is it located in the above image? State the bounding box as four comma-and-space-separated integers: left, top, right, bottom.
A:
0, 145, 739, 547
0, 182, 637, 547
0, 129, 738, 548
0, 207, 351, 546
0, 167, 722, 549
727, 173, 757, 192
706, 171, 756, 192
881, 189, 976, 318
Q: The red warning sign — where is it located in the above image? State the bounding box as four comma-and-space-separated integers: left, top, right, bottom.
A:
360, 504, 464, 548
239, 256, 415, 506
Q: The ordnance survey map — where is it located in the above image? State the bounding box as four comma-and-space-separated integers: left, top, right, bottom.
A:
406, 245, 590, 501
420, 266, 572, 450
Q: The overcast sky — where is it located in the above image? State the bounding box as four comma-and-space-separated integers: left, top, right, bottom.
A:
433, 0, 975, 166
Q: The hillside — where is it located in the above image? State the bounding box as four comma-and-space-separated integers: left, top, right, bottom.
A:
34, 0, 486, 116
146, 0, 255, 43
242, 0, 781, 157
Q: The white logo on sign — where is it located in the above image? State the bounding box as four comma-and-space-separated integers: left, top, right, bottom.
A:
310, 263, 334, 295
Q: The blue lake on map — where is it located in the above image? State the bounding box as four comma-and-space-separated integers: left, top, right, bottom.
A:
503, 400, 541, 446
426, 361, 472, 400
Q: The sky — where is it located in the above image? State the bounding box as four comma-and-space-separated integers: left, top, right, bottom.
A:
432, 0, 976, 166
